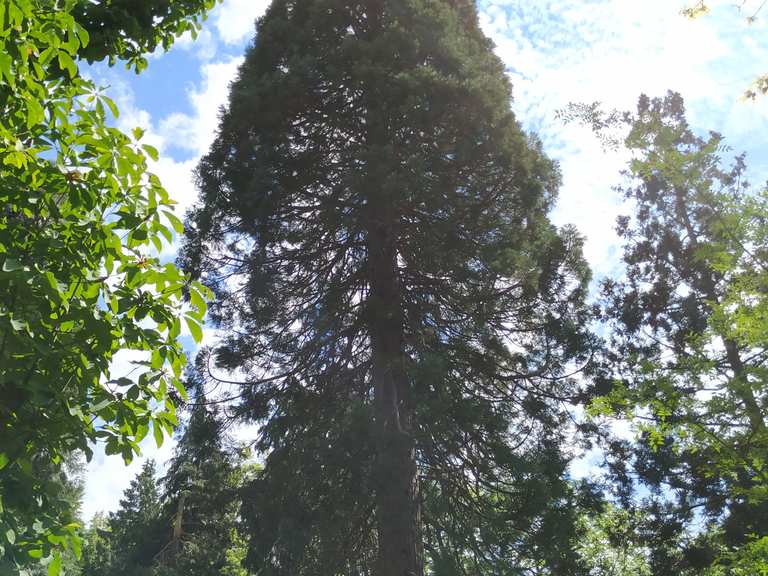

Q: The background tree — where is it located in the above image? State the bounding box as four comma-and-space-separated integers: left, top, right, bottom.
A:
575, 506, 652, 576
80, 513, 113, 576
181, 0, 594, 574
24, 456, 87, 576
80, 400, 252, 576
579, 92, 768, 574
105, 460, 164, 576
153, 400, 250, 576
0, 1, 211, 573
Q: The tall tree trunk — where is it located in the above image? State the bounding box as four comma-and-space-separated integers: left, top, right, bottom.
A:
363, 2, 423, 570
365, 102, 423, 574
367, 213, 423, 576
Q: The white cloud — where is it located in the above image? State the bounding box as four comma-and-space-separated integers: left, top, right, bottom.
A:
174, 27, 219, 61
477, 0, 768, 278
213, 0, 270, 45
159, 57, 243, 160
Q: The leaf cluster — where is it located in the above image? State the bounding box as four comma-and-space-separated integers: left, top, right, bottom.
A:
0, 1, 210, 574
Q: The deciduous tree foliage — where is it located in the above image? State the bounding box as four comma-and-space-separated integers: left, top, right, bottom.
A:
575, 506, 652, 576
586, 92, 768, 574
0, 1, 212, 573
71, 0, 219, 72
181, 1, 594, 574
25, 457, 86, 576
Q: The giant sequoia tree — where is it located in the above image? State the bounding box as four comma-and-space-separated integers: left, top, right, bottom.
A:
182, 1, 593, 574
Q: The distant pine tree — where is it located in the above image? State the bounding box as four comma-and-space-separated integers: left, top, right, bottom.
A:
80, 405, 251, 576
101, 460, 164, 576
155, 400, 249, 576
181, 1, 594, 574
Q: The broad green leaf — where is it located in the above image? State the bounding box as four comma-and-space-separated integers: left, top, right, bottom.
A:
142, 144, 159, 161
101, 95, 119, 119
185, 316, 203, 343
152, 419, 164, 448
171, 376, 188, 401
163, 210, 184, 233
57, 51, 76, 78
47, 552, 61, 576
190, 286, 206, 316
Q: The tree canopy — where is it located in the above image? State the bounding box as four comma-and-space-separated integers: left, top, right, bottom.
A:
574, 92, 768, 575
0, 1, 212, 573
181, 0, 594, 574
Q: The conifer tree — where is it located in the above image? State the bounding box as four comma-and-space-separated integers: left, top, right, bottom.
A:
586, 92, 768, 574
105, 460, 164, 576
80, 407, 251, 576
81, 513, 113, 576
181, 1, 593, 574
154, 401, 249, 576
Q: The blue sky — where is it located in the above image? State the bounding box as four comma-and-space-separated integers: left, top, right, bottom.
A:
82, 0, 768, 521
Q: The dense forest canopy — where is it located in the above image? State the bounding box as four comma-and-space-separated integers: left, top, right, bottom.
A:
1, 1, 767, 575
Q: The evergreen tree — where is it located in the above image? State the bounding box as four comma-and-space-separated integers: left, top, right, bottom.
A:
181, 1, 593, 574
80, 406, 252, 576
81, 513, 113, 576
154, 401, 249, 576
105, 460, 164, 576
587, 92, 768, 574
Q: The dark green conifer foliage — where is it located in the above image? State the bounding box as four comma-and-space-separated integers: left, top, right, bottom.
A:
81, 513, 113, 576
80, 402, 250, 576
154, 400, 248, 576
105, 460, 164, 576
181, 1, 593, 574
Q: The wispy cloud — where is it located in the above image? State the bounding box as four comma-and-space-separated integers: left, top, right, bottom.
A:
477, 0, 768, 278
159, 57, 244, 160
174, 27, 219, 61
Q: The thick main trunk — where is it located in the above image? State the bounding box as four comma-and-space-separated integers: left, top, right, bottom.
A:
363, 2, 423, 565
367, 197, 423, 576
